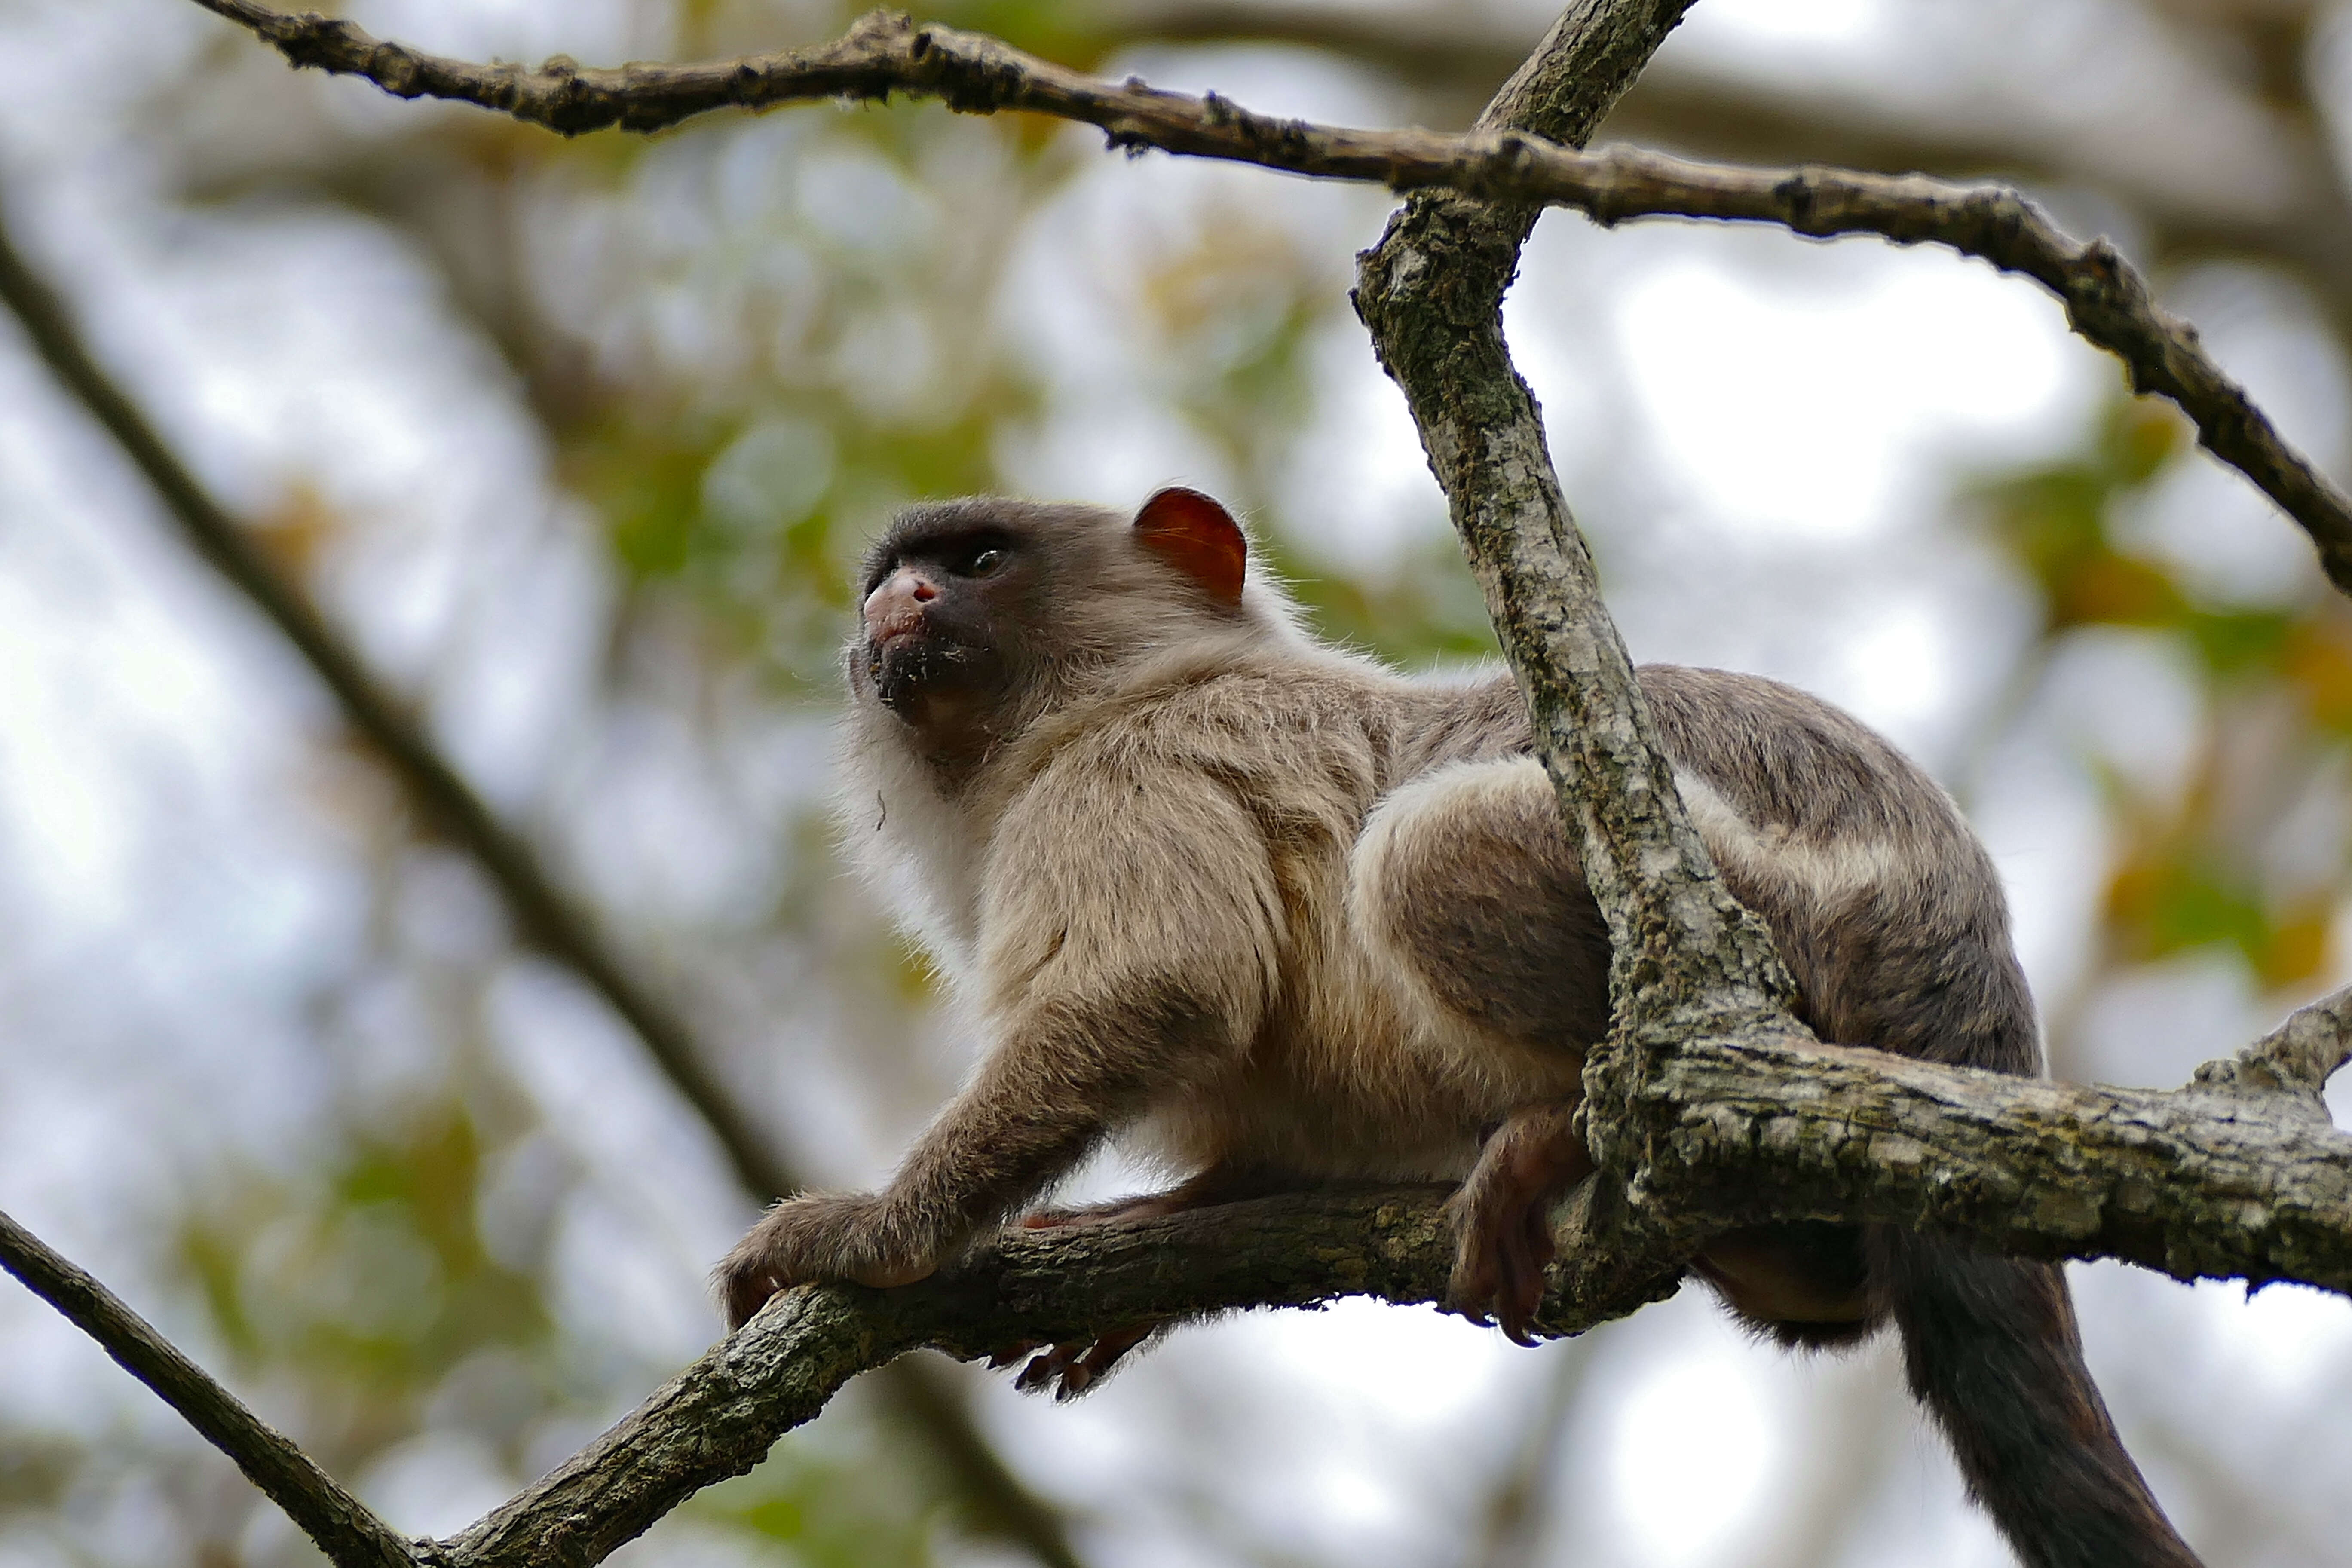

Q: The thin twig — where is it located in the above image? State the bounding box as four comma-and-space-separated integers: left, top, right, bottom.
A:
0, 187, 1083, 1568
2194, 981, 2352, 1103
181, 1, 2352, 596
0, 1208, 420, 1568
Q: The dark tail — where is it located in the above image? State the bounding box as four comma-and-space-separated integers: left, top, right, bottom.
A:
1872, 1228, 2202, 1568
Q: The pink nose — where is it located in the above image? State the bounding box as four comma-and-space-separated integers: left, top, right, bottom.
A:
864, 569, 937, 642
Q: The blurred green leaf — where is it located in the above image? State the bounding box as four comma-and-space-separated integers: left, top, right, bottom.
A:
175, 1096, 558, 1472
696, 1438, 942, 1568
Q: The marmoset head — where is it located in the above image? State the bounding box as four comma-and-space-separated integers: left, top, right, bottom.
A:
848, 487, 1256, 764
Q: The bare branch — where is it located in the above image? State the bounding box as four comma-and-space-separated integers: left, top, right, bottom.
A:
181, 2, 2352, 596
1576, 153, 2352, 595
1602, 72, 2352, 332
0, 186, 1083, 1568
0, 1209, 421, 1568
1120, 1, 2352, 327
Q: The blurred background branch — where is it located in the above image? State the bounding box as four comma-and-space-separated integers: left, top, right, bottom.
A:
0, 166, 1083, 1568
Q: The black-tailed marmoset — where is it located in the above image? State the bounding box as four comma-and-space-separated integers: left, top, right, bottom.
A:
717, 488, 2200, 1568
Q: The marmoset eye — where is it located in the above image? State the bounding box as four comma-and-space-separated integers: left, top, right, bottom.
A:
967, 546, 1008, 576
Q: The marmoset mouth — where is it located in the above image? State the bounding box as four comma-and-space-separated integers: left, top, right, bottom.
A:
869, 636, 988, 720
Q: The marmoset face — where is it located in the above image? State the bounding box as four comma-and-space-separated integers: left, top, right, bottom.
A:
852, 512, 1034, 745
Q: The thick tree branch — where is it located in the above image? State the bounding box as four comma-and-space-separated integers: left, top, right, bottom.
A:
181, 2, 2352, 596
353, 980, 2352, 1562
0, 190, 1082, 1568
0, 1209, 421, 1568
447, 1183, 1683, 1567
1592, 1009, 2352, 1292
15, 977, 2352, 1568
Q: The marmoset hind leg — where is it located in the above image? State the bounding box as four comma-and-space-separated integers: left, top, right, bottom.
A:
1351, 755, 1870, 1344
1350, 756, 1604, 1341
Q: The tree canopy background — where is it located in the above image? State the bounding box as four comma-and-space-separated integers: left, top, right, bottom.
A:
3, 1, 2351, 1565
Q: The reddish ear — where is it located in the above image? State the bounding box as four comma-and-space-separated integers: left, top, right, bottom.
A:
1134, 487, 1247, 607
